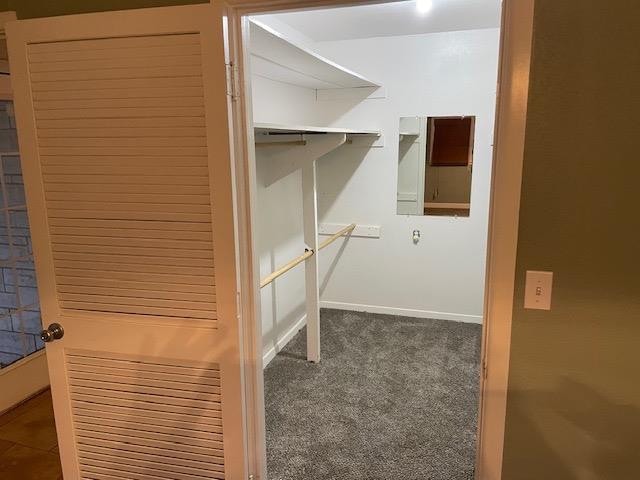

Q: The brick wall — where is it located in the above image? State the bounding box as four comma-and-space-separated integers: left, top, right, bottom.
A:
0, 101, 42, 368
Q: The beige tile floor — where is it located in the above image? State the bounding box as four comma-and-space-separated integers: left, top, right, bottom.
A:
0, 390, 62, 479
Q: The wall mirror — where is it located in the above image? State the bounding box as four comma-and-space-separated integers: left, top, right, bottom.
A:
396, 116, 475, 217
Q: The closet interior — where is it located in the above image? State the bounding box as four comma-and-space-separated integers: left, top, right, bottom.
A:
245, 2, 502, 478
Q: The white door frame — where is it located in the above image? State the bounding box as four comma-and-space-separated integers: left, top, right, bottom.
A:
223, 1, 535, 479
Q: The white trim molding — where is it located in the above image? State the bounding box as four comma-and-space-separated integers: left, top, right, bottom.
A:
227, 1, 536, 479
0, 350, 50, 414
475, 1, 535, 479
320, 301, 483, 324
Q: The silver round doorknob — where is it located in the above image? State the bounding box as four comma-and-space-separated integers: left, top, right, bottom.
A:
40, 323, 64, 343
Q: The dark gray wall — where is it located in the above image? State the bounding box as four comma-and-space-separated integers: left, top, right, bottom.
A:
502, 0, 640, 478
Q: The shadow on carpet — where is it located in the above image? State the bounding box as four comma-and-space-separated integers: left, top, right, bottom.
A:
264, 309, 482, 480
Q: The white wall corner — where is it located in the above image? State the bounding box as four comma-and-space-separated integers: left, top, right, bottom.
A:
262, 314, 307, 368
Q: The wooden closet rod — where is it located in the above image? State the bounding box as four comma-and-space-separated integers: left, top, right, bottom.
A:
260, 249, 314, 288
259, 223, 356, 289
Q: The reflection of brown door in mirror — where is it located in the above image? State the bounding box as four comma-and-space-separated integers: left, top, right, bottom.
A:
428, 117, 475, 167
424, 116, 474, 217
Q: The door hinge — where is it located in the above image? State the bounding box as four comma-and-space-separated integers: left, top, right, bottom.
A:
482, 358, 488, 379
248, 475, 255, 480
225, 62, 241, 101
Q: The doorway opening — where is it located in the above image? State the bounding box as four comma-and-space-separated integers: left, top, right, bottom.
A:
241, 1, 503, 478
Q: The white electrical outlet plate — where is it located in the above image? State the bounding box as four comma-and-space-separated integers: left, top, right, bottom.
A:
524, 270, 553, 310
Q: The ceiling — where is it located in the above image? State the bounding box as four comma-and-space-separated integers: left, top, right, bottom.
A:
262, 0, 501, 42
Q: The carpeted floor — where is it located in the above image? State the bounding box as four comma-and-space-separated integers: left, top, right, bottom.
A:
264, 309, 482, 480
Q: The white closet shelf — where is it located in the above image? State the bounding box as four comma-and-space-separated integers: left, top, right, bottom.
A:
254, 123, 380, 186
249, 20, 382, 90
255, 123, 380, 136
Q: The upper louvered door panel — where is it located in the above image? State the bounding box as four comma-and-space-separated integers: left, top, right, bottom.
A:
27, 34, 218, 323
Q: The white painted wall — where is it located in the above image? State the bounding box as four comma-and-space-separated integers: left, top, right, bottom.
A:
250, 28, 500, 364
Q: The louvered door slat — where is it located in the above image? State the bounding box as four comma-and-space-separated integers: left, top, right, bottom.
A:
75, 437, 222, 469
35, 96, 205, 111
80, 463, 223, 480
50, 225, 212, 240
39, 136, 207, 147
67, 372, 221, 394
74, 417, 222, 442
47, 217, 212, 231
71, 405, 223, 430
46, 192, 211, 205
71, 395, 221, 420
78, 449, 225, 478
74, 423, 223, 451
78, 444, 223, 472
38, 125, 207, 137
29, 34, 200, 53
55, 262, 215, 277
30, 64, 204, 82
37, 115, 206, 128
30, 44, 201, 63
30, 54, 202, 72
44, 174, 209, 184
66, 352, 221, 377
53, 252, 215, 267
41, 145, 208, 156
51, 234, 212, 248
56, 277, 215, 294
46, 184, 210, 196
43, 165, 208, 175
58, 285, 215, 301
67, 365, 221, 386
31, 76, 205, 94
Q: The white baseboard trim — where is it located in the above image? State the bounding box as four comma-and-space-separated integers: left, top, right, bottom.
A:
0, 350, 50, 414
320, 301, 483, 324
262, 314, 307, 369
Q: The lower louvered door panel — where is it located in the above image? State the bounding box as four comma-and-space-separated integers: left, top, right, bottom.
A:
67, 351, 225, 480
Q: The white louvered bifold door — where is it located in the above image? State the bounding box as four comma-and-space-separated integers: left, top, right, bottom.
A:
7, 5, 246, 480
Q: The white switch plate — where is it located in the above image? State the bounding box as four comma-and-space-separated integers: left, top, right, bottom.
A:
524, 271, 553, 310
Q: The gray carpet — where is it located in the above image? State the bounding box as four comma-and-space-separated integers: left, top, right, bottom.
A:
264, 309, 482, 480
